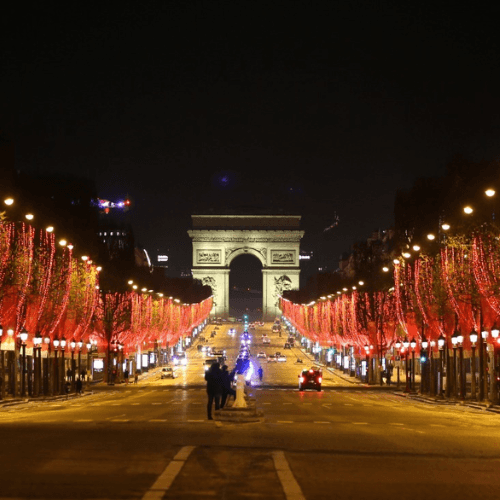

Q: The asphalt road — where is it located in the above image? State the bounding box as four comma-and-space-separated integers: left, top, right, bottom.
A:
1, 322, 500, 499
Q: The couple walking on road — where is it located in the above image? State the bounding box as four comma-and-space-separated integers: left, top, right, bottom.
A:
205, 363, 236, 420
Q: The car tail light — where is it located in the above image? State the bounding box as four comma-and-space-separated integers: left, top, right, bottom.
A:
317, 377, 322, 383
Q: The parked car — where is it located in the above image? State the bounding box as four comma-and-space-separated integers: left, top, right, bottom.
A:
257, 351, 267, 359
262, 337, 271, 345
299, 367, 322, 391
277, 354, 287, 362
267, 355, 277, 363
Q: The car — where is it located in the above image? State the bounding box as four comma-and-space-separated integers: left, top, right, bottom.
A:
277, 354, 287, 362
256, 351, 267, 359
172, 352, 187, 366
299, 367, 323, 391
275, 351, 282, 357
267, 355, 277, 362
160, 367, 177, 379
262, 337, 271, 345
284, 342, 291, 349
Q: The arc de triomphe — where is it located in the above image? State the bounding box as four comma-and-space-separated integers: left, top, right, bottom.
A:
188, 214, 304, 321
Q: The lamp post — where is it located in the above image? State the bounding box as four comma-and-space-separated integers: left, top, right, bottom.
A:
490, 327, 500, 404
421, 335, 428, 395
60, 336, 66, 394
469, 330, 478, 401
410, 338, 417, 393
19, 328, 28, 398
53, 338, 59, 394
44, 335, 51, 395
77, 340, 83, 383
456, 332, 464, 399
86, 340, 92, 390
364, 344, 370, 384
403, 338, 410, 392
70, 339, 76, 391
480, 328, 489, 401
395, 340, 401, 390
33, 331, 42, 397
0, 324, 3, 400
451, 331, 459, 399
438, 334, 446, 398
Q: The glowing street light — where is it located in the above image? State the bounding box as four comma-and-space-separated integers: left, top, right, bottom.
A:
441, 223, 450, 231
463, 206, 474, 215
4, 198, 14, 206
427, 233, 436, 241
485, 189, 496, 197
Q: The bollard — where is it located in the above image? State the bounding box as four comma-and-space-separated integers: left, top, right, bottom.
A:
232, 374, 247, 408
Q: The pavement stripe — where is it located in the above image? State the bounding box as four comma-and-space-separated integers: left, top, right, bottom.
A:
142, 446, 195, 500
272, 451, 306, 500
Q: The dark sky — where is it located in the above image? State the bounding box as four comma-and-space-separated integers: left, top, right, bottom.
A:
2, 1, 500, 272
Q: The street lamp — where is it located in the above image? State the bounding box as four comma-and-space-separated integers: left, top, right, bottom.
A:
70, 339, 76, 391
491, 326, 500, 403
410, 338, 417, 392
33, 331, 43, 397
469, 330, 478, 400
60, 336, 67, 394
403, 338, 410, 392
77, 340, 83, 382
364, 344, 370, 384
53, 337, 60, 394
456, 332, 464, 399
451, 331, 459, 399
421, 335, 428, 395
19, 328, 28, 397
395, 340, 402, 389
437, 334, 446, 398
44, 335, 51, 395
480, 328, 489, 401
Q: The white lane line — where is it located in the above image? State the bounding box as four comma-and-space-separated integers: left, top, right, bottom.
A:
352, 422, 368, 425
149, 419, 167, 422
272, 451, 306, 500
74, 419, 93, 422
390, 423, 404, 426
314, 421, 330, 424
277, 420, 294, 424
142, 446, 195, 500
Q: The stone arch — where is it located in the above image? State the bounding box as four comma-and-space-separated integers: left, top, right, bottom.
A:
225, 246, 266, 267
188, 215, 304, 321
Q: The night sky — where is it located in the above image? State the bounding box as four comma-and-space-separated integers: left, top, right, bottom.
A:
2, 1, 500, 275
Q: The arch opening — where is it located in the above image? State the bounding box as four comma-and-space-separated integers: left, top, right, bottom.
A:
229, 253, 263, 321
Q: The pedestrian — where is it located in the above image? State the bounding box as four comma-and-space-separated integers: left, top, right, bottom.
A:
134, 370, 139, 384
386, 364, 393, 386
81, 369, 87, 382
220, 365, 236, 408
124, 369, 129, 384
258, 366, 263, 382
205, 362, 223, 420
76, 377, 83, 395
66, 368, 72, 382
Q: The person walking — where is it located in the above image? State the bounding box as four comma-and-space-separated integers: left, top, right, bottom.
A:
220, 365, 236, 408
258, 366, 263, 383
76, 377, 83, 395
124, 369, 129, 384
205, 362, 224, 420
134, 370, 139, 384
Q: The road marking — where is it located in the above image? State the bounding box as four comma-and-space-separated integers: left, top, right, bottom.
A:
390, 423, 404, 426
187, 419, 204, 422
149, 419, 167, 422
152, 403, 162, 405
277, 420, 293, 424
352, 422, 368, 425
74, 419, 93, 422
314, 421, 330, 424
142, 446, 195, 500
272, 451, 306, 500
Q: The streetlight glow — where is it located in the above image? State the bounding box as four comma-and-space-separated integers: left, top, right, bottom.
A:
485, 189, 496, 197
463, 206, 473, 214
